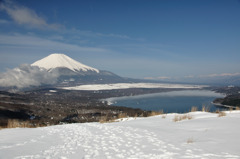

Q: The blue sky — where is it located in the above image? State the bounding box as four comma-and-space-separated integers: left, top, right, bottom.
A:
0, 0, 240, 79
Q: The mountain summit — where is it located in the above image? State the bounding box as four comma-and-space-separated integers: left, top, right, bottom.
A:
30, 53, 128, 86
31, 53, 99, 73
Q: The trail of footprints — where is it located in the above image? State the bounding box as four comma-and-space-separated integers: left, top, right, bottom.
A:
15, 124, 179, 159
15, 123, 239, 159
52, 123, 179, 159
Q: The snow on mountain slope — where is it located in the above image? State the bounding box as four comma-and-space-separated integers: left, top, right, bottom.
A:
0, 111, 240, 159
31, 53, 99, 73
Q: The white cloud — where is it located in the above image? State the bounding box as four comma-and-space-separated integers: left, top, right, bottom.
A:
0, 64, 59, 88
184, 75, 195, 78
0, 0, 142, 42
0, 34, 107, 53
96, 32, 144, 41
65, 28, 144, 41
200, 73, 240, 78
144, 76, 171, 80
0, 0, 62, 30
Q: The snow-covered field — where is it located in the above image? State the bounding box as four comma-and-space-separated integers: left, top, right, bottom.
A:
1, 111, 240, 159
61, 83, 206, 91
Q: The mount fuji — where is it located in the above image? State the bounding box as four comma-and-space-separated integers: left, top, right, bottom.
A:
31, 53, 128, 86
31, 54, 99, 73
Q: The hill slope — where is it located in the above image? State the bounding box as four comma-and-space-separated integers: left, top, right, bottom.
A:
0, 111, 239, 158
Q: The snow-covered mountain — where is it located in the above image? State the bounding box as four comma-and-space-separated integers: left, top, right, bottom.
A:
0, 53, 136, 89
31, 53, 129, 86
31, 53, 99, 73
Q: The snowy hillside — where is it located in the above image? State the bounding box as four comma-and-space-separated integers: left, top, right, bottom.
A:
31, 53, 99, 73
0, 111, 240, 159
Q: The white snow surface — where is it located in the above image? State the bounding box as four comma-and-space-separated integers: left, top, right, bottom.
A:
31, 53, 99, 73
1, 111, 240, 159
62, 83, 206, 91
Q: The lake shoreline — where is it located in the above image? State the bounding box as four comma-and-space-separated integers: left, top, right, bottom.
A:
212, 102, 237, 109
104, 89, 226, 113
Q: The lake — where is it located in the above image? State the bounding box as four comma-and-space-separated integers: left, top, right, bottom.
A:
105, 90, 226, 113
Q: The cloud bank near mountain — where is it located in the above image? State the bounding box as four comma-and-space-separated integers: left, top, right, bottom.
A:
0, 64, 59, 88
